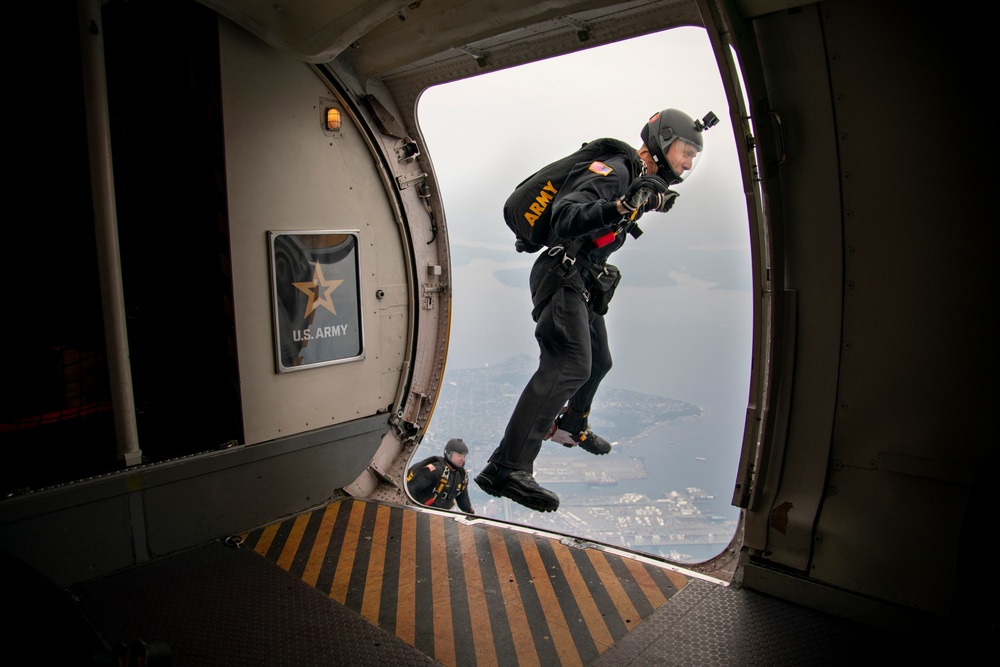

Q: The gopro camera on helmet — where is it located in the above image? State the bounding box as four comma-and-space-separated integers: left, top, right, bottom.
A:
695, 111, 720, 132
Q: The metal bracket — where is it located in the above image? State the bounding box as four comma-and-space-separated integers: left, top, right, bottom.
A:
562, 17, 592, 42
421, 282, 446, 310
456, 45, 489, 67
362, 94, 406, 139
395, 138, 420, 163
397, 171, 427, 190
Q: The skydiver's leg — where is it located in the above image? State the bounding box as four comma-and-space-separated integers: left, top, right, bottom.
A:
488, 287, 591, 472
550, 313, 613, 454
566, 313, 612, 415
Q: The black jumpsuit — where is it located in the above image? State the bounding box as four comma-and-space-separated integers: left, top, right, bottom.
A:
487, 149, 645, 474
406, 456, 473, 512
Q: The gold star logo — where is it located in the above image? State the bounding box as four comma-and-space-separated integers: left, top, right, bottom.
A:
293, 262, 344, 318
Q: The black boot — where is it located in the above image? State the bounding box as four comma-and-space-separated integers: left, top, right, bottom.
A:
475, 462, 559, 512
547, 407, 612, 455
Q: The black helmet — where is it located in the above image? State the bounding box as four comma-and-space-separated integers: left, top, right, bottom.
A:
444, 438, 468, 460
640, 109, 718, 185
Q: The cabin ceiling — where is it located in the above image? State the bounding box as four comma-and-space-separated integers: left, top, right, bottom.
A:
199, 1, 687, 67
195, 0, 816, 83
192, 0, 817, 157
191, 2, 769, 62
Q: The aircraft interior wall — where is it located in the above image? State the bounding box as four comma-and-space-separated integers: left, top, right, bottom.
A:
737, 0, 995, 625
3, 0, 244, 494
2, 0, 420, 586
102, 0, 244, 459
217, 18, 412, 446
3, 2, 112, 494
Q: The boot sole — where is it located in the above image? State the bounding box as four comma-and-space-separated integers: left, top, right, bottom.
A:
504, 490, 559, 512
474, 475, 502, 497
474, 476, 559, 513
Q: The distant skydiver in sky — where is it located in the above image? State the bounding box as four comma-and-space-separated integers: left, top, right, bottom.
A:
407, 438, 475, 513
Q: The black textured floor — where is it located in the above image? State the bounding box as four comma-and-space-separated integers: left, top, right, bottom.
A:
73, 540, 437, 666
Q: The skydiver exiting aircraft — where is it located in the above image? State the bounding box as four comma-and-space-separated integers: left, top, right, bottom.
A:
475, 108, 718, 513
406, 438, 475, 513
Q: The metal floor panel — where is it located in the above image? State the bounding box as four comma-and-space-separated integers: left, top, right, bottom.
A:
72, 538, 437, 666
66, 498, 954, 666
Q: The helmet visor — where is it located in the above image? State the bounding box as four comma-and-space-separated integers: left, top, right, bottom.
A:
664, 137, 702, 182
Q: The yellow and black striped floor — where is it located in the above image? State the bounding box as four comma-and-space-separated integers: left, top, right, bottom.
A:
238, 498, 689, 666
70, 497, 933, 666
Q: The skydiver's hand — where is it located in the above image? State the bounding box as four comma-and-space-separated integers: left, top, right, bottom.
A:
644, 189, 679, 214
618, 175, 669, 213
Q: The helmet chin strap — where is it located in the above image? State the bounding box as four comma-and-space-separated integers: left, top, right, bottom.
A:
638, 146, 668, 183
658, 157, 682, 185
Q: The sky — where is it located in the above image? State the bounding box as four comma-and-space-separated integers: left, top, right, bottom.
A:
415, 26, 753, 410
409, 28, 754, 550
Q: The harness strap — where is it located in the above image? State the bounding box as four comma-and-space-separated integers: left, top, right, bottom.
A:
546, 150, 646, 269
430, 465, 451, 502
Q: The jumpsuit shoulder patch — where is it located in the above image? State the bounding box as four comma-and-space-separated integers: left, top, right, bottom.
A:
424, 463, 436, 471
588, 161, 614, 176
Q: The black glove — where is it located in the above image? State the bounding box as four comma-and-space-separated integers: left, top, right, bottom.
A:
644, 189, 679, 214
618, 175, 669, 213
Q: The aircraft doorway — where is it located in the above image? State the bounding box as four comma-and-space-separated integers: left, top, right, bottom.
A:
410, 27, 752, 565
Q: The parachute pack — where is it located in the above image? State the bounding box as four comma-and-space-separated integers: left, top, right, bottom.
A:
503, 138, 638, 253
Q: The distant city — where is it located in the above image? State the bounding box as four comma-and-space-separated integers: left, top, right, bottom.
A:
419, 354, 739, 563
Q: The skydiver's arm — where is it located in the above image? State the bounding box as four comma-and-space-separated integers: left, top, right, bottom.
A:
551, 158, 631, 239
406, 466, 436, 502
457, 489, 474, 514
